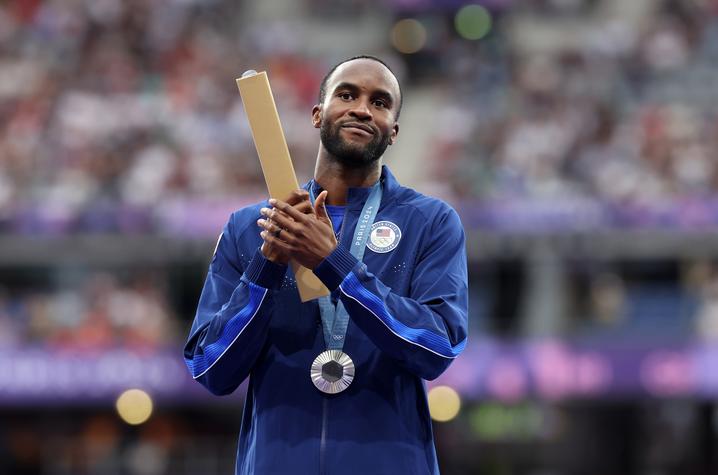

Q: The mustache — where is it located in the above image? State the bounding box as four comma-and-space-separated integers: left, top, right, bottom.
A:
339, 121, 377, 135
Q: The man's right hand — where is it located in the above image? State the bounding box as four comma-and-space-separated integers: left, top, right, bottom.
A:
257, 189, 313, 265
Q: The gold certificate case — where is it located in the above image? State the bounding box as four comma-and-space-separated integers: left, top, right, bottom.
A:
236, 71, 330, 302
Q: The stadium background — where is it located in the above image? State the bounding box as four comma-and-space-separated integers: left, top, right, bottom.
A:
2, 0, 718, 473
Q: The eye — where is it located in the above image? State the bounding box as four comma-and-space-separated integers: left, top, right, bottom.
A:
338, 92, 354, 101
373, 99, 388, 108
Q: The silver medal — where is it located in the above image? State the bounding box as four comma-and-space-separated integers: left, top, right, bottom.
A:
310, 350, 355, 394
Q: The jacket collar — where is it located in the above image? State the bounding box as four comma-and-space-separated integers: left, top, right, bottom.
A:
305, 165, 400, 211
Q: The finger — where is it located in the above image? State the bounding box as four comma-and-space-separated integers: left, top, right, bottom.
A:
257, 218, 284, 236
284, 189, 310, 206
294, 199, 314, 215
314, 190, 330, 221
262, 207, 299, 232
260, 207, 295, 229
260, 230, 293, 251
282, 191, 313, 215
269, 198, 307, 222
258, 216, 296, 243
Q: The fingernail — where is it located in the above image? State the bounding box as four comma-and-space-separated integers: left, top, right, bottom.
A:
269, 199, 276, 205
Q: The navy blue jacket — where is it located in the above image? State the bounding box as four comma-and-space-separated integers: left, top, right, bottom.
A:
184, 166, 468, 474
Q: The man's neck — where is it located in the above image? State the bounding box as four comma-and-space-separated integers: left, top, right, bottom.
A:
313, 152, 382, 206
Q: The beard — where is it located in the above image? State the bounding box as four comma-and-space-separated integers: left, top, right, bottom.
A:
320, 120, 392, 169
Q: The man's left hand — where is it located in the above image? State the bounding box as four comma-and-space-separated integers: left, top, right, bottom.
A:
258, 189, 313, 265
260, 190, 336, 270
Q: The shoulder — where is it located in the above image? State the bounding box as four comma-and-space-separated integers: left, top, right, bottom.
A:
225, 200, 268, 237
388, 186, 466, 263
210, 200, 268, 272
382, 165, 459, 225
391, 185, 462, 229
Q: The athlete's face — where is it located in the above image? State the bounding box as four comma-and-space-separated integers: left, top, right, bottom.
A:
313, 60, 400, 168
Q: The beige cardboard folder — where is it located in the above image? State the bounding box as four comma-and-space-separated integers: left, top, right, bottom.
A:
236, 71, 329, 302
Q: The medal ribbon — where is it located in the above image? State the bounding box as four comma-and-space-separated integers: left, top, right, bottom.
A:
310, 181, 382, 350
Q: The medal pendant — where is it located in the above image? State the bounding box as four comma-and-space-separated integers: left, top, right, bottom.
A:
310, 350, 355, 394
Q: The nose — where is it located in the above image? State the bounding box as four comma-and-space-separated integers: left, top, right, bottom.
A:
349, 99, 372, 120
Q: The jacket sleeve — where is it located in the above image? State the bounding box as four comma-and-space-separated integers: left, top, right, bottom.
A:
313, 207, 468, 380
183, 217, 287, 395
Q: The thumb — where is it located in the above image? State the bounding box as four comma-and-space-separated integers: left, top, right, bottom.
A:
314, 190, 330, 222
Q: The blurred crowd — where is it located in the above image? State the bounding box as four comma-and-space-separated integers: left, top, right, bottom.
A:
572, 259, 718, 342
0, 412, 237, 475
430, 0, 718, 204
0, 272, 178, 351
0, 0, 717, 343
2, 0, 718, 234
2, 0, 718, 329
0, 0, 322, 234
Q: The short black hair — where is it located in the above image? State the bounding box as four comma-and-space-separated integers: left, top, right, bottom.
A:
318, 55, 403, 120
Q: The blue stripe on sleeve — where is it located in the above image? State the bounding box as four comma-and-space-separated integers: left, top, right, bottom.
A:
339, 273, 465, 359
184, 283, 268, 379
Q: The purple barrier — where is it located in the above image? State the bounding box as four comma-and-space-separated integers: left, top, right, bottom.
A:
432, 338, 718, 401
455, 196, 718, 232
2, 340, 718, 405
8, 195, 718, 236
0, 348, 214, 406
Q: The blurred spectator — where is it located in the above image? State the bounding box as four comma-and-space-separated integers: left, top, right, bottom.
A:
0, 272, 178, 351
423, 1, 718, 209
0, 0, 317, 234
1, 1, 718, 234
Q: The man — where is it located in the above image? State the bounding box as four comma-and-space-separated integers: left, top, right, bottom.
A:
184, 55, 468, 474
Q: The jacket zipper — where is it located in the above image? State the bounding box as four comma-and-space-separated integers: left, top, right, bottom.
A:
320, 207, 348, 474
319, 398, 329, 475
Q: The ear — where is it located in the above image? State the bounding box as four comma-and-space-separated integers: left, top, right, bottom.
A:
388, 122, 399, 145
311, 104, 322, 129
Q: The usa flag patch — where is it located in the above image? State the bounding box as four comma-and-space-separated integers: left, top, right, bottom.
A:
367, 221, 401, 253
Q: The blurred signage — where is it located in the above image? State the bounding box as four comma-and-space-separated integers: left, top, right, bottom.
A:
1, 341, 718, 405
458, 196, 718, 231
433, 338, 718, 401
0, 349, 209, 406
